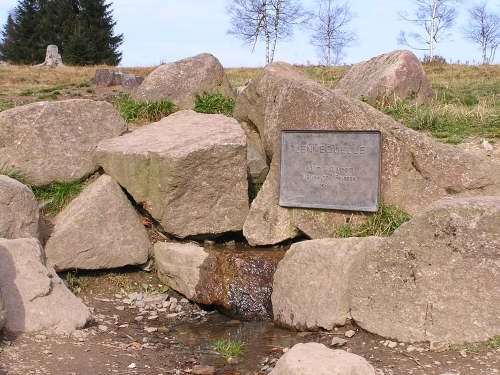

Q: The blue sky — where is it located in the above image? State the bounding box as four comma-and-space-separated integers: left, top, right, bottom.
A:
0, 0, 498, 67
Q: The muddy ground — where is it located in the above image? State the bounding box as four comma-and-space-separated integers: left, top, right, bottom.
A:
0, 266, 498, 375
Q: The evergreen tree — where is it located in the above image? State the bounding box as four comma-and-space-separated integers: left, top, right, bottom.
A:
64, 0, 123, 65
0, 0, 123, 65
0, 13, 17, 60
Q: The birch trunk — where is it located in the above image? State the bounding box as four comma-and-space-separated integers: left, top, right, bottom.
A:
429, 0, 438, 62
270, 0, 283, 63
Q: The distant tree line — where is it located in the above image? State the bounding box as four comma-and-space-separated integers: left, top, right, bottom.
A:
227, 0, 500, 66
0, 0, 123, 65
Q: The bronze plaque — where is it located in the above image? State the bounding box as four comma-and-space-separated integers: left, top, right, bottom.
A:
279, 130, 381, 212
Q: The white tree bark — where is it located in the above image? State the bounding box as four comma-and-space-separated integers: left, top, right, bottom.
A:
429, 0, 438, 61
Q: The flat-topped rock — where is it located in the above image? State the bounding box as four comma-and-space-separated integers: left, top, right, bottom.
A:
0, 175, 39, 239
132, 53, 235, 109
95, 110, 248, 238
45, 175, 150, 271
0, 99, 127, 186
155, 241, 284, 320
336, 50, 434, 105
0, 238, 91, 333
234, 62, 500, 245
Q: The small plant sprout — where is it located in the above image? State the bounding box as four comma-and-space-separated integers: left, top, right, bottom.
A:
488, 336, 500, 349
212, 338, 244, 359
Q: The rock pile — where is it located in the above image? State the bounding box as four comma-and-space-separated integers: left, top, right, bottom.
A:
0, 50, 498, 352
92, 69, 144, 89
234, 61, 500, 246
273, 196, 500, 343
95, 110, 248, 238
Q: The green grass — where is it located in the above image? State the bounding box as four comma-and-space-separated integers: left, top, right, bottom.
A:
335, 203, 411, 238
32, 181, 83, 216
212, 338, 244, 359
63, 270, 89, 294
19, 89, 33, 96
488, 336, 500, 349
0, 169, 83, 216
38, 92, 59, 100
77, 82, 90, 88
114, 96, 177, 124
193, 92, 235, 116
374, 98, 500, 144
0, 102, 14, 112
248, 182, 263, 201
86, 88, 94, 93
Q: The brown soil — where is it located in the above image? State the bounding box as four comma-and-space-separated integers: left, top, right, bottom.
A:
1, 267, 498, 375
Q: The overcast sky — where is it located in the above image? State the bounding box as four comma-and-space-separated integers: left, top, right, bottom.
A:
0, 0, 498, 67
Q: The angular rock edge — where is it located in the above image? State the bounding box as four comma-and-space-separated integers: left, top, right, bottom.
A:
45, 174, 151, 271
272, 196, 500, 344
234, 62, 500, 245
0, 238, 91, 334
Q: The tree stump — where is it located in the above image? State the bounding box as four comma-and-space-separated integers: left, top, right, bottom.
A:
36, 45, 64, 67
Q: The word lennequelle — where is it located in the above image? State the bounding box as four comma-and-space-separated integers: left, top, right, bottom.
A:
293, 143, 367, 155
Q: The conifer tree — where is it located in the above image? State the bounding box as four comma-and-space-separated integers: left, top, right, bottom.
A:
0, 0, 123, 65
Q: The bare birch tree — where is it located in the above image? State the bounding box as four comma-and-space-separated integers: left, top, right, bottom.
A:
463, 3, 500, 64
310, 0, 355, 66
398, 0, 458, 62
227, 0, 309, 64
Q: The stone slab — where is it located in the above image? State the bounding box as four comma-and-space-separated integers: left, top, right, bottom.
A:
279, 130, 381, 212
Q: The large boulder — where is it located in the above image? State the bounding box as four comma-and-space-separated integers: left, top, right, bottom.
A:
234, 62, 500, 245
272, 237, 382, 330
270, 343, 375, 375
240, 122, 269, 184
0, 238, 91, 333
154, 241, 284, 320
0, 175, 39, 239
95, 110, 248, 238
350, 196, 500, 344
131, 53, 235, 109
271, 197, 500, 344
44, 175, 150, 271
335, 50, 434, 105
0, 100, 127, 186
0, 291, 5, 331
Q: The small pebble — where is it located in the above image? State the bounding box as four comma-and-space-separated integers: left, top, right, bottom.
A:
98, 325, 108, 332
345, 330, 356, 338
192, 365, 216, 375
128, 363, 136, 369
387, 341, 398, 349
144, 327, 157, 333
331, 337, 347, 347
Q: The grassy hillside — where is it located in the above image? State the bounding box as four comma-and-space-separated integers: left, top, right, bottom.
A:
0, 63, 498, 144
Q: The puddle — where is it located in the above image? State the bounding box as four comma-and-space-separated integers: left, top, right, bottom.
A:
172, 311, 310, 373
